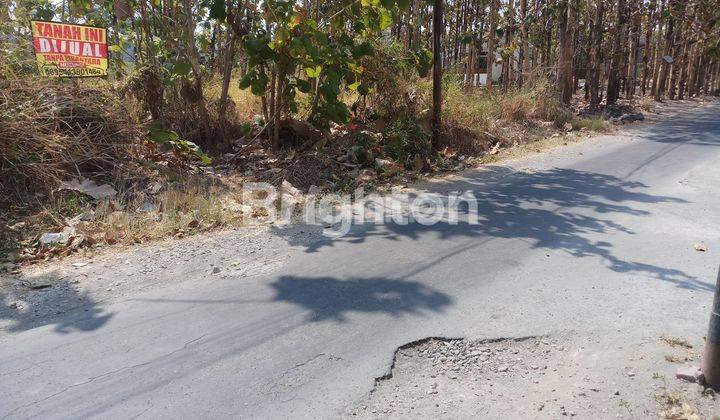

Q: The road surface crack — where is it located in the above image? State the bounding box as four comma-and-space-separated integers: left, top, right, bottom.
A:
2, 334, 207, 417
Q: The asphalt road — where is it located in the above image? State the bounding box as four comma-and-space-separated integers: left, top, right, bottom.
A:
1, 103, 720, 419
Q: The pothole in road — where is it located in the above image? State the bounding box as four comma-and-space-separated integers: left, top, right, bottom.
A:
349, 335, 716, 419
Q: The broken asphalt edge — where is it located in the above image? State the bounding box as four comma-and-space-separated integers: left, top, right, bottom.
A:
370, 334, 542, 387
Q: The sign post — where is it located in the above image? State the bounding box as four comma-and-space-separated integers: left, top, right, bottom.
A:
704, 266, 720, 389
30, 20, 108, 78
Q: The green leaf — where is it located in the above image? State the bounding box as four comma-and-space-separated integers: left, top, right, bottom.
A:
239, 70, 255, 89
379, 9, 393, 30
305, 65, 323, 78
412, 46, 433, 77
240, 123, 252, 136
353, 41, 374, 58
251, 72, 268, 95
209, 0, 226, 20
147, 127, 212, 165
171, 62, 192, 76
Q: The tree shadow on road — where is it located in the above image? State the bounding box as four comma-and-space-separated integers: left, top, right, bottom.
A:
271, 167, 710, 291
269, 275, 452, 322
636, 104, 720, 147
0, 270, 113, 334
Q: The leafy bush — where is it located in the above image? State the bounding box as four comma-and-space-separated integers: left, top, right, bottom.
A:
384, 117, 431, 166
147, 126, 212, 165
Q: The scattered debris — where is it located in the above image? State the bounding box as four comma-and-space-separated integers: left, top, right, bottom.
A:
58, 179, 117, 200
8, 222, 26, 232
619, 113, 645, 124
675, 366, 704, 384
22, 279, 53, 290
693, 243, 708, 252
39, 231, 71, 246
280, 180, 303, 198
662, 336, 694, 349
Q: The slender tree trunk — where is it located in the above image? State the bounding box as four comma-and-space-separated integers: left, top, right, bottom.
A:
590, 0, 605, 106
518, 0, 528, 87
486, 0, 498, 91
677, 26, 691, 99
625, 0, 641, 99
642, 0, 657, 95
655, 0, 676, 101
688, 44, 701, 97
219, 32, 237, 146
181, 0, 212, 142
432, 0, 443, 148
607, 0, 627, 104
558, 0, 575, 105
407, 0, 415, 49
702, 58, 712, 94
502, 0, 515, 90
651, 0, 666, 96
668, 4, 685, 100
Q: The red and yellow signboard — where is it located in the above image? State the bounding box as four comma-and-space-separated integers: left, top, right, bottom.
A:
31, 20, 108, 77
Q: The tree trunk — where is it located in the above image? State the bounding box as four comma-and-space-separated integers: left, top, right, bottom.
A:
502, 0, 515, 90
518, 0, 528, 87
486, 0, 498, 91
607, 0, 627, 105
432, 0, 444, 149
625, 0, 641, 99
651, 0, 666, 96
641, 0, 657, 95
590, 0, 605, 106
668, 6, 685, 100
677, 26, 691, 99
558, 0, 575, 105
181, 0, 212, 142
654, 0, 675, 101
219, 32, 237, 146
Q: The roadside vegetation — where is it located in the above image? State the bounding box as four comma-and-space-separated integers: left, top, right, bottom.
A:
1, 0, 719, 264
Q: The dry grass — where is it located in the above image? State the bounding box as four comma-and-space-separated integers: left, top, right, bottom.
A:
657, 391, 702, 420
0, 59, 616, 262
91, 184, 243, 245
416, 74, 591, 155
572, 115, 612, 132
0, 67, 143, 205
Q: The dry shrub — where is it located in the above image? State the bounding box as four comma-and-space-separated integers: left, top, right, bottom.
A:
362, 41, 426, 118
121, 66, 251, 150
0, 68, 143, 206
500, 95, 535, 122
432, 74, 493, 155
416, 73, 569, 155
